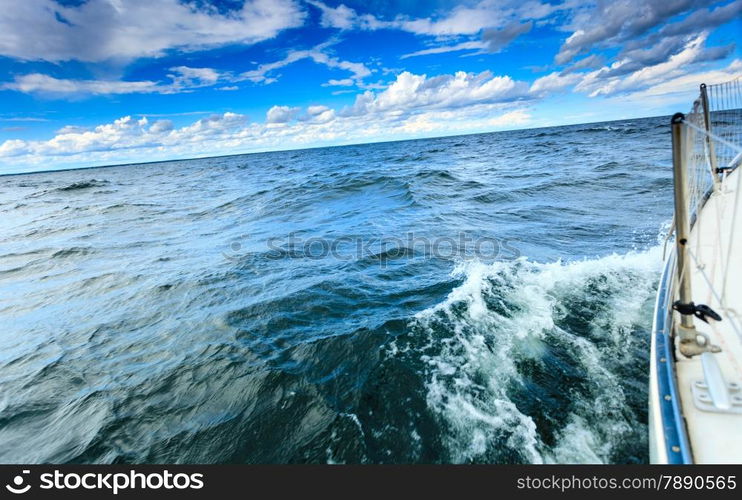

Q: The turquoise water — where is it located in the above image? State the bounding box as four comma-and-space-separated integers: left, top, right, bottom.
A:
0, 116, 673, 463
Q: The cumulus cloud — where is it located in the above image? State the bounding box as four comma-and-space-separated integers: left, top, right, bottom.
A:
0, 69, 536, 171
0, 112, 247, 161
149, 119, 174, 134
266, 105, 300, 123
343, 70, 530, 116
0, 0, 305, 62
529, 72, 582, 95
9, 52, 736, 172
55, 125, 89, 135
488, 109, 531, 127
301, 105, 336, 123
0, 103, 532, 171
0, 139, 29, 157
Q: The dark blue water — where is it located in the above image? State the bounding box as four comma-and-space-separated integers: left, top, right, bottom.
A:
0, 116, 673, 463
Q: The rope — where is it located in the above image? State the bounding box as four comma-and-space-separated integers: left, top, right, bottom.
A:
687, 247, 742, 343
682, 119, 742, 158
674, 75, 742, 350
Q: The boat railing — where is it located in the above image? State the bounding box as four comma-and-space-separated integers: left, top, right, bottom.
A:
669, 76, 742, 357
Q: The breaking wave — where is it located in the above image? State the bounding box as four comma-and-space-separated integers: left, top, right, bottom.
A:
387, 247, 661, 463
56, 179, 109, 191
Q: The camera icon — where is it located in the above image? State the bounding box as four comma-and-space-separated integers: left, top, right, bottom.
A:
5, 470, 31, 494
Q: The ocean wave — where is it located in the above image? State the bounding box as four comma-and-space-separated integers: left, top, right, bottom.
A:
388, 246, 661, 463
0, 114, 674, 463
580, 125, 641, 134
56, 180, 110, 192
51, 247, 94, 258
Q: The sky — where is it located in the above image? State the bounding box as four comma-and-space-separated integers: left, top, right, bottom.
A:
0, 0, 740, 174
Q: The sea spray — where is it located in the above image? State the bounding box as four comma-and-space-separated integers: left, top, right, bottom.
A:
397, 246, 663, 463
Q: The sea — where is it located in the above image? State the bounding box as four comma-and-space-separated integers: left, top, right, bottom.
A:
0, 115, 675, 463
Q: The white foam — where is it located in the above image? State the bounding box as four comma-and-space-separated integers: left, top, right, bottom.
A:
411, 246, 663, 463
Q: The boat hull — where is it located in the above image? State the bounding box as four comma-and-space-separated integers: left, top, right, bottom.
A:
648, 251, 693, 464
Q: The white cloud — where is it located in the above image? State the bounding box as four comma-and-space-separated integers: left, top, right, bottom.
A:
0, 103, 532, 171
488, 109, 531, 127
306, 0, 388, 31
0, 113, 248, 161
168, 66, 223, 87
303, 105, 336, 123
322, 78, 355, 86
306, 1, 358, 30
239, 44, 372, 86
399, 4, 509, 36
343, 70, 529, 116
6, 46, 736, 173
2, 64, 239, 96
3, 66, 237, 97
524, 32, 740, 102
401, 41, 488, 59
306, 105, 330, 115
55, 125, 89, 135
529, 72, 582, 95
554, 0, 720, 64
266, 105, 300, 123
396, 1, 555, 36
308, 0, 560, 36
562, 54, 606, 73
1, 74, 164, 95
482, 21, 533, 52
149, 119, 174, 134
0, 139, 29, 157
2, 41, 374, 96
0, 116, 49, 122
0, 0, 305, 62
530, 33, 742, 108
174, 112, 247, 138
603, 58, 742, 105
575, 32, 716, 97
309, 1, 552, 63
0, 69, 536, 171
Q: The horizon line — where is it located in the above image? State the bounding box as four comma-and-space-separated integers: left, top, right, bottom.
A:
0, 112, 670, 178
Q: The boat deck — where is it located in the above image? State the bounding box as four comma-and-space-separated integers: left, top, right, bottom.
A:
675, 166, 742, 463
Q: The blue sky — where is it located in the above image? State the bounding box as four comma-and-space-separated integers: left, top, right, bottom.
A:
0, 0, 740, 173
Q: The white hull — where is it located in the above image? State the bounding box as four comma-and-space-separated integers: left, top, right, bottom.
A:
649, 154, 742, 463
